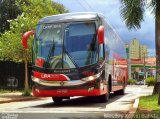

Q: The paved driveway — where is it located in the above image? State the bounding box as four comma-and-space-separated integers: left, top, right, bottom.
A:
0, 85, 154, 119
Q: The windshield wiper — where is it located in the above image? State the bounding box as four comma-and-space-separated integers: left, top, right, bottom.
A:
45, 42, 56, 67
63, 48, 79, 68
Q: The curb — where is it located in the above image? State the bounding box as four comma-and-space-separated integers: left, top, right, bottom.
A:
0, 97, 39, 104
126, 98, 139, 119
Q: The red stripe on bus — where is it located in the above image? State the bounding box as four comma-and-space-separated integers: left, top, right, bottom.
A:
33, 72, 69, 81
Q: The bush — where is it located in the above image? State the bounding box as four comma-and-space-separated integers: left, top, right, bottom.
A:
145, 77, 155, 86
128, 79, 136, 85
22, 88, 31, 96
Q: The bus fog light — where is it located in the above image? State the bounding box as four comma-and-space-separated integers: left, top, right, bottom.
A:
32, 77, 40, 83
88, 87, 94, 92
35, 88, 40, 93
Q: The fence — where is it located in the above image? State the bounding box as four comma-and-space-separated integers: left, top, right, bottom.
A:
0, 61, 32, 90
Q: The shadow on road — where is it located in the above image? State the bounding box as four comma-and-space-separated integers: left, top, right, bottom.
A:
30, 93, 128, 109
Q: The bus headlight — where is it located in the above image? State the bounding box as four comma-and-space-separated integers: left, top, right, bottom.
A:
32, 76, 40, 83
88, 76, 94, 81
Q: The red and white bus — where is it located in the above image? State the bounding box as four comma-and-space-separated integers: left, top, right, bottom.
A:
22, 12, 128, 103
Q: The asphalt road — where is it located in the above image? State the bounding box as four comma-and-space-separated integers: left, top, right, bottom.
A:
0, 85, 153, 119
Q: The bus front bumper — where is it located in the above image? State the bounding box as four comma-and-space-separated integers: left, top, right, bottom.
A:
32, 88, 101, 97
31, 72, 108, 97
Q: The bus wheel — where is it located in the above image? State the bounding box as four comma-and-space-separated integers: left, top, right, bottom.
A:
114, 82, 125, 95
119, 88, 125, 95
52, 97, 63, 104
119, 80, 125, 95
114, 88, 125, 95
99, 82, 111, 103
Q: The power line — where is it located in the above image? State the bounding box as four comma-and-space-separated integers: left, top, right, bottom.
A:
77, 0, 88, 11
83, 0, 94, 11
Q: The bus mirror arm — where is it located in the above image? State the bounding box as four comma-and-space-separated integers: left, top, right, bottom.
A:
98, 25, 104, 45
22, 30, 35, 49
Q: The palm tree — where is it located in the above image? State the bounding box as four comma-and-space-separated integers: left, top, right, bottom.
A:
120, 0, 160, 105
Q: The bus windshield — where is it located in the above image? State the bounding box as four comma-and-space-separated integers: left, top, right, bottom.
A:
64, 22, 97, 67
33, 22, 98, 69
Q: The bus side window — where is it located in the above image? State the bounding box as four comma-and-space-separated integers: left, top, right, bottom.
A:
99, 44, 105, 62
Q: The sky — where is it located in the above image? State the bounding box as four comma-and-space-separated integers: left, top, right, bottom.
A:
54, 0, 155, 56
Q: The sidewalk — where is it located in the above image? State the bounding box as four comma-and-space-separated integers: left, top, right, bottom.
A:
0, 92, 39, 104
127, 85, 154, 119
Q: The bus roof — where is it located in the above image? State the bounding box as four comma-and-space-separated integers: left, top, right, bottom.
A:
38, 12, 104, 24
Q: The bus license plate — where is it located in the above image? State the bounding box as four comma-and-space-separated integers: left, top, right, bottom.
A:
57, 89, 68, 93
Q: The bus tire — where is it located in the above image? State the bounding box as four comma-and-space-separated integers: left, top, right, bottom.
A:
116, 88, 125, 95
99, 83, 110, 103
52, 97, 63, 104
119, 80, 125, 95
120, 88, 125, 95
114, 81, 125, 95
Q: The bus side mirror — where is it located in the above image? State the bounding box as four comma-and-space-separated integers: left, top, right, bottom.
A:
22, 30, 35, 49
98, 25, 104, 45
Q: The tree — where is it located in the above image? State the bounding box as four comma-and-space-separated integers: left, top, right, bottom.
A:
120, 0, 160, 105
0, 0, 67, 94
0, 0, 21, 33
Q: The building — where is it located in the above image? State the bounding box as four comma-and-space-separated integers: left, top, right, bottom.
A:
140, 45, 148, 58
131, 57, 156, 80
128, 38, 154, 80
129, 38, 148, 59
129, 38, 140, 59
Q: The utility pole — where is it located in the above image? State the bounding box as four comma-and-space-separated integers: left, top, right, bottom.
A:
143, 52, 146, 85
143, 51, 149, 85
125, 44, 131, 79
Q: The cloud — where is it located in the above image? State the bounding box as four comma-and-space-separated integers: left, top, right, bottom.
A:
54, 0, 155, 55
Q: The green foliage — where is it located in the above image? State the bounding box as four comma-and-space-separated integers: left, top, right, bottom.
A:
0, 0, 67, 62
22, 88, 31, 96
0, 0, 21, 33
120, 0, 160, 29
120, 0, 145, 29
139, 94, 160, 111
0, 89, 22, 93
52, 1, 68, 13
128, 79, 136, 85
145, 77, 156, 86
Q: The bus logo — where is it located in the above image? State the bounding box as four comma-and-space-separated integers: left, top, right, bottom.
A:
60, 81, 65, 86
